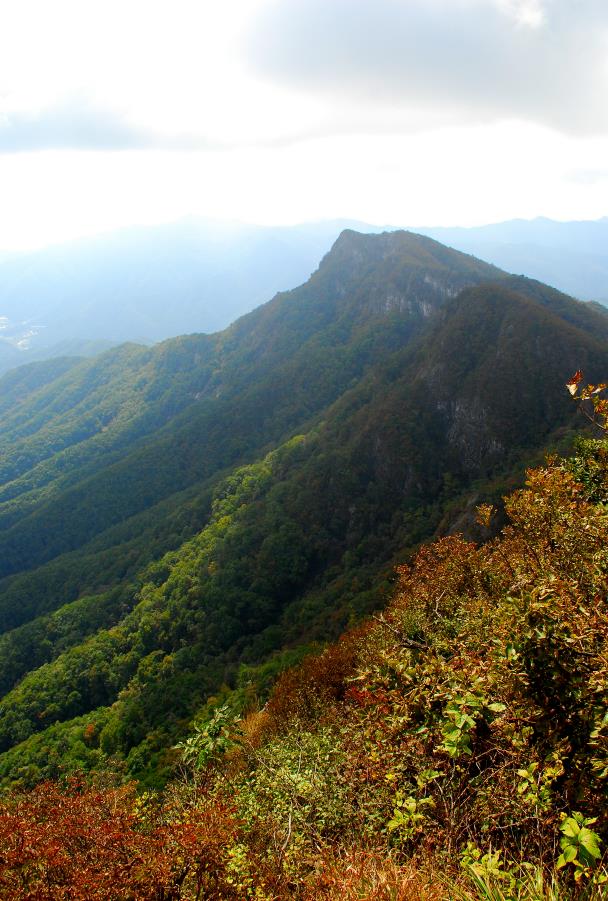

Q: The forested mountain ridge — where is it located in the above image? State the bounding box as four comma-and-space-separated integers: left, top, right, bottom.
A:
0, 230, 502, 590
2, 215, 606, 382
0, 230, 607, 788
0, 219, 383, 376
420, 215, 608, 304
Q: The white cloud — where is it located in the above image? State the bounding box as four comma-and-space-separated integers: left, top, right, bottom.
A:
0, 0, 606, 248
2, 0, 607, 150
244, 0, 608, 136
0, 0, 324, 151
497, 0, 547, 28
1, 122, 607, 252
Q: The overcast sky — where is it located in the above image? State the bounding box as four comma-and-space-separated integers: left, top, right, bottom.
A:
1, 0, 607, 251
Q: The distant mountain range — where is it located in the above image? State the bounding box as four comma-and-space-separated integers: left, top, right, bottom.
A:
0, 219, 375, 374
417, 216, 608, 304
0, 215, 606, 376
0, 228, 606, 787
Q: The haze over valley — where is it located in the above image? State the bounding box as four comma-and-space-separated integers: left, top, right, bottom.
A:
1, 1, 608, 898
1, 214, 607, 377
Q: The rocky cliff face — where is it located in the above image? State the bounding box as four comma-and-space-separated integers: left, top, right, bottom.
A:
416, 282, 608, 473
446, 397, 504, 470
310, 229, 506, 324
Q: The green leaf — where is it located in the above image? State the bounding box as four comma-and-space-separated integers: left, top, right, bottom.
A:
562, 818, 581, 839
579, 828, 602, 860
560, 845, 578, 865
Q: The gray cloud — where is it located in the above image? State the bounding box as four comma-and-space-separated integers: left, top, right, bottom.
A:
244, 0, 608, 135
0, 99, 224, 153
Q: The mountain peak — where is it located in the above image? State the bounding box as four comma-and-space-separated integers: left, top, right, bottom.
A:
321, 227, 505, 275
301, 228, 507, 325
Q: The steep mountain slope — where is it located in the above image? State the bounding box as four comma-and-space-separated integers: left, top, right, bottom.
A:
0, 337, 115, 380
418, 216, 608, 303
3, 215, 606, 379
0, 219, 387, 375
0, 231, 502, 593
2, 436, 607, 900
0, 230, 607, 786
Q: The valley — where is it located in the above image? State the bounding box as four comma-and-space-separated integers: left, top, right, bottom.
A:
0, 229, 606, 791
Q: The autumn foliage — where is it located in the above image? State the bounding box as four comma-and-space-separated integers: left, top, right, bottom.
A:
1, 379, 608, 898
0, 778, 239, 900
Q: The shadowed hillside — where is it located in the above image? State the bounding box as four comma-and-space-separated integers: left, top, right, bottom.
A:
0, 230, 606, 789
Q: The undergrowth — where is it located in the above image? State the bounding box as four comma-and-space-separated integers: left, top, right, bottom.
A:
1, 378, 607, 899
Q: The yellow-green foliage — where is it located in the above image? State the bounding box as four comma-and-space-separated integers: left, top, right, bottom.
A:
183, 436, 608, 896
2, 436, 608, 899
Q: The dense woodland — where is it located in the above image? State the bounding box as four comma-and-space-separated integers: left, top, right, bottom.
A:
0, 231, 607, 897
0, 408, 607, 898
